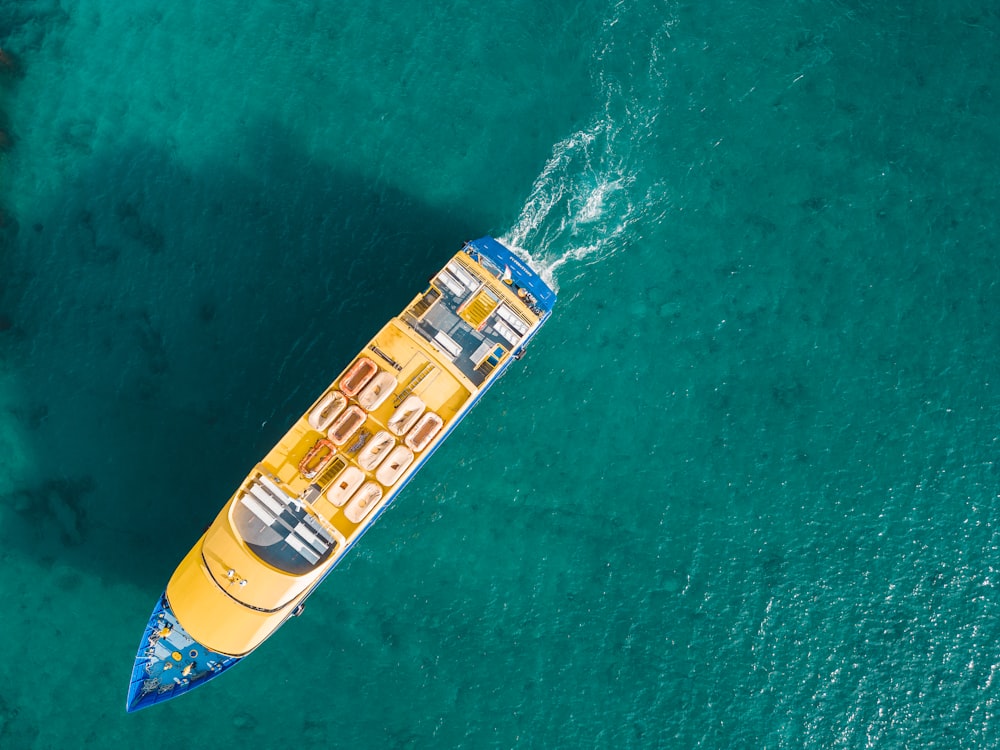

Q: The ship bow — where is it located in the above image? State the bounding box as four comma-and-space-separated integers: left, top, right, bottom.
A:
126, 593, 241, 712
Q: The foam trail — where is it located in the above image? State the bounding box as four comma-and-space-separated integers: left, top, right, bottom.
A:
501, 119, 640, 292
501, 5, 674, 292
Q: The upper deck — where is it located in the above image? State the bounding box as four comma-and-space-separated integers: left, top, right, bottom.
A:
163, 238, 554, 655
401, 244, 545, 387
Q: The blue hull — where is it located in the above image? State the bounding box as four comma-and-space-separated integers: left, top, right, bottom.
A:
126, 594, 242, 712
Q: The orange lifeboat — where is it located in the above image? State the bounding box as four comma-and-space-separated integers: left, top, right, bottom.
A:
405, 412, 444, 452
328, 406, 366, 446
298, 439, 336, 479
340, 357, 378, 397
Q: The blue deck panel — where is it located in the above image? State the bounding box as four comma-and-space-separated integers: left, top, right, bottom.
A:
466, 237, 557, 313
126, 593, 242, 712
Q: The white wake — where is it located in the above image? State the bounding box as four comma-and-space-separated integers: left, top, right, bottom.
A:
500, 6, 674, 292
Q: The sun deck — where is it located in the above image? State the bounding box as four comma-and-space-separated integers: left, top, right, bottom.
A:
401, 253, 536, 387
211, 253, 543, 582
158, 245, 547, 653
252, 316, 477, 544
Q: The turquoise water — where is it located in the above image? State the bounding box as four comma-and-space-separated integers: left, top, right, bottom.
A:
2, 0, 999, 746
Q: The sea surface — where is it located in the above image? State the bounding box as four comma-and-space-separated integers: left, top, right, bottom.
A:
1, 1, 999, 747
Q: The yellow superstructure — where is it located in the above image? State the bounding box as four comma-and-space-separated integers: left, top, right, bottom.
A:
165, 249, 544, 657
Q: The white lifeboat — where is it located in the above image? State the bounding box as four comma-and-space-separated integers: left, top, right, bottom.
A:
344, 482, 383, 524
326, 466, 364, 507
388, 395, 425, 436
357, 431, 395, 471
357, 372, 398, 411
307, 391, 347, 431
375, 445, 414, 487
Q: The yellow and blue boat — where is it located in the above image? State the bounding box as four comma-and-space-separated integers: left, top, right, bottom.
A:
126, 237, 556, 712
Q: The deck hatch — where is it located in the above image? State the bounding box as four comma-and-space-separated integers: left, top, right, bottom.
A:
408, 288, 440, 319
313, 455, 347, 489
458, 289, 499, 329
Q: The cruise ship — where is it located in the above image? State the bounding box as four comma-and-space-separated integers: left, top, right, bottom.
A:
125, 237, 556, 712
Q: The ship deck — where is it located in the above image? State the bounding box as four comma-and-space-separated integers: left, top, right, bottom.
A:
127, 238, 555, 711
401, 253, 534, 387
